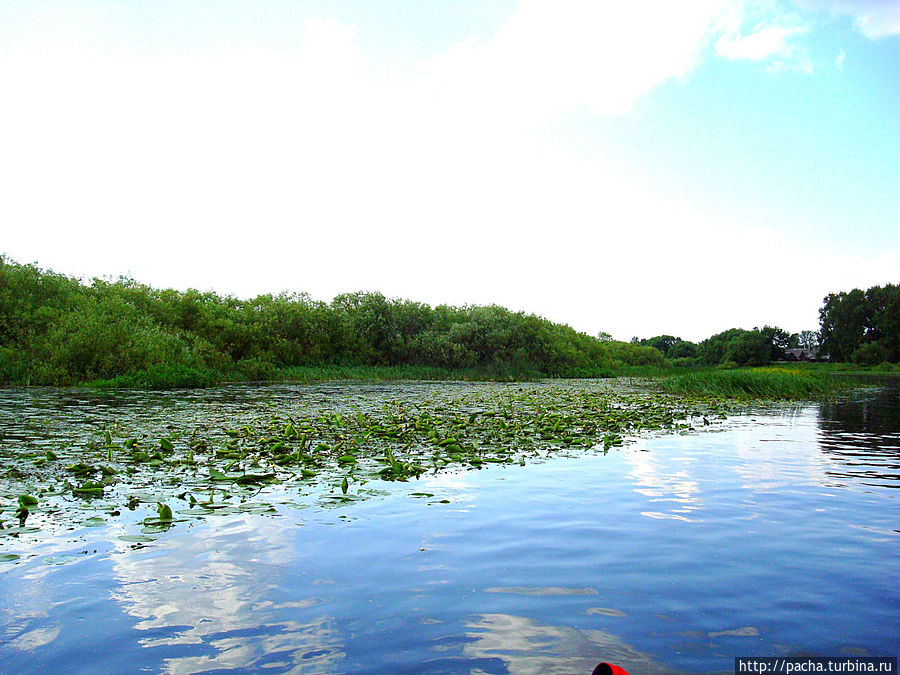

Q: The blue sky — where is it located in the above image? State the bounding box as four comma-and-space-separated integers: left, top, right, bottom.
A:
1, 0, 898, 341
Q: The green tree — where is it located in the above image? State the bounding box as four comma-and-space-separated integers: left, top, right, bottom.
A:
759, 325, 793, 362
698, 328, 770, 366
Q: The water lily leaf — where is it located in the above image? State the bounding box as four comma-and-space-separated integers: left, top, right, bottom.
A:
18, 494, 38, 507
73, 481, 105, 496
234, 473, 275, 485
156, 503, 173, 521
209, 468, 229, 481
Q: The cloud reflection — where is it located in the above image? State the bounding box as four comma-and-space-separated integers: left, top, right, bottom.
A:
464, 613, 677, 675
107, 515, 344, 674
625, 447, 703, 522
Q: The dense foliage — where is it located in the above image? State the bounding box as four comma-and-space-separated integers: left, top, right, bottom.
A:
631, 335, 698, 359
2, 256, 896, 387
0, 256, 641, 386
818, 284, 900, 364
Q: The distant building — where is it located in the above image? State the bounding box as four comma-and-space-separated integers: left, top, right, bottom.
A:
783, 348, 821, 362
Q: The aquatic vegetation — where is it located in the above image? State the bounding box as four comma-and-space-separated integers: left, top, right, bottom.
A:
0, 382, 731, 540
658, 368, 844, 399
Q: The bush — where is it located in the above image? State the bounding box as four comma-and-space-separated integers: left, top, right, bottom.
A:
232, 357, 278, 381
851, 342, 890, 366
90, 363, 217, 389
599, 341, 666, 366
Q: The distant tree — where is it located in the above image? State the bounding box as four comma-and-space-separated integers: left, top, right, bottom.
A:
666, 340, 697, 359
698, 328, 770, 366
819, 284, 899, 363
641, 335, 679, 354
725, 331, 770, 366
796, 330, 819, 351
599, 340, 666, 366
759, 325, 793, 361
596, 331, 614, 342
819, 289, 868, 361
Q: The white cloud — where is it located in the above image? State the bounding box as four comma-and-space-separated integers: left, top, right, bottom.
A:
0, 1, 896, 342
793, 0, 900, 39
713, 3, 815, 73
715, 22, 808, 61
422, 0, 732, 121
835, 48, 846, 69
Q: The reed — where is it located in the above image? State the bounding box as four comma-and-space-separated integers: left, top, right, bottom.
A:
658, 367, 841, 399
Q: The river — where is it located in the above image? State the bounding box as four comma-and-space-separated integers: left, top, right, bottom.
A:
1, 380, 897, 674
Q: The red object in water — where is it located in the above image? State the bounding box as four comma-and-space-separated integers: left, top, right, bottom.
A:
592, 664, 631, 675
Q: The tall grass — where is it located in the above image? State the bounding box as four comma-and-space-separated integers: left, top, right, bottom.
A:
658, 367, 842, 399
276, 364, 542, 384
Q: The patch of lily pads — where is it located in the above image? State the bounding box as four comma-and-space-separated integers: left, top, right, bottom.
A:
1, 384, 731, 540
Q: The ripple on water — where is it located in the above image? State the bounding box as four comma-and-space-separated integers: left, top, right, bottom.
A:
1, 381, 898, 674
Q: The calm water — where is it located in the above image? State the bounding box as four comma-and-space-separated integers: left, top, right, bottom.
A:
1, 381, 898, 674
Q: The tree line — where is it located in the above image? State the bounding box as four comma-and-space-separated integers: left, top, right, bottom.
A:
1, 255, 895, 387
631, 282, 898, 368
0, 255, 663, 386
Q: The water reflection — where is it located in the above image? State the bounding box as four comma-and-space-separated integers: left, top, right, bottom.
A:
107, 515, 344, 674
464, 613, 678, 675
2, 380, 899, 674
818, 383, 900, 488
625, 448, 703, 522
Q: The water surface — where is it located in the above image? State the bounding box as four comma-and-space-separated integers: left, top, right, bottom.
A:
1, 381, 898, 673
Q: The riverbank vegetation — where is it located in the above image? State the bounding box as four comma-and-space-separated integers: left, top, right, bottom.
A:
1, 255, 896, 389
0, 256, 658, 387
657, 366, 846, 399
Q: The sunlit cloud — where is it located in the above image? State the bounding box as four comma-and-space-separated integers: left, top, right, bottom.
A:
835, 48, 846, 69
716, 22, 809, 61
794, 0, 900, 39
0, 1, 897, 341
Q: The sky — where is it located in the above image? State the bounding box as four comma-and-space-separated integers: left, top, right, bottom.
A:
1, 0, 898, 342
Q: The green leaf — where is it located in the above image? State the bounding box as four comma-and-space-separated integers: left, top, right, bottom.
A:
73, 481, 105, 496
160, 438, 175, 452
156, 503, 173, 521
234, 473, 275, 485
341, 477, 349, 494
18, 494, 38, 507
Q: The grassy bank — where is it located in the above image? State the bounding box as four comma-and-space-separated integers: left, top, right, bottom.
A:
83, 362, 625, 389
657, 366, 847, 399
